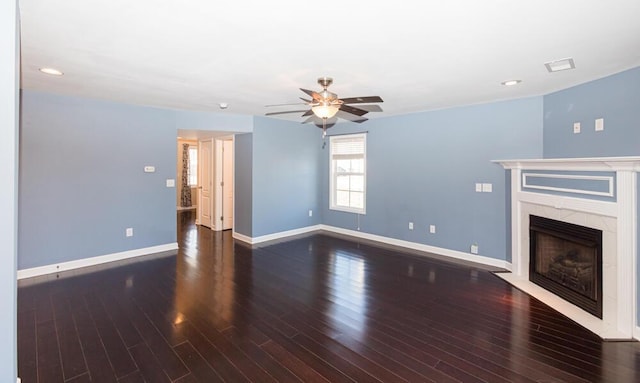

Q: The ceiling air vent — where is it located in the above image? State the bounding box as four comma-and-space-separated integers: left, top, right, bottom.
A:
544, 58, 576, 73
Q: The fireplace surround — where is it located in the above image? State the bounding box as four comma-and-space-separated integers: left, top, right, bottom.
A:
494, 157, 639, 340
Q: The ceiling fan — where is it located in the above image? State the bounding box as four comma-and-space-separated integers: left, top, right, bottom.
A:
265, 77, 384, 137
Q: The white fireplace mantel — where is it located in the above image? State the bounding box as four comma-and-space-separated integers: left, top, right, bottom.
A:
494, 156, 639, 339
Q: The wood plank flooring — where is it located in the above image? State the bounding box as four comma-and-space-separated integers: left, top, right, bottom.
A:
18, 210, 640, 382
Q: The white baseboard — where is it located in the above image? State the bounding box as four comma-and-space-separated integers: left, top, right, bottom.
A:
231, 224, 509, 270
318, 225, 510, 270
17, 243, 179, 280
232, 231, 253, 244
233, 225, 321, 245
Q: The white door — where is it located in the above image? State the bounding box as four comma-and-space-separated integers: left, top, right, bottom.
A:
222, 139, 234, 230
199, 139, 213, 228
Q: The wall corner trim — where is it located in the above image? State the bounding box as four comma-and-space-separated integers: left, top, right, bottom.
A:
17, 243, 179, 280
635, 326, 640, 341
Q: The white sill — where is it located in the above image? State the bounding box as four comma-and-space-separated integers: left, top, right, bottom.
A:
330, 206, 366, 215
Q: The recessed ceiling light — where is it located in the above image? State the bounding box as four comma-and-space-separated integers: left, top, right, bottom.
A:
39, 67, 64, 76
544, 58, 575, 73
501, 79, 522, 86
219, 102, 229, 109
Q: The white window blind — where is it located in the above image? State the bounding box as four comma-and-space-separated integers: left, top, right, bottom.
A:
330, 133, 366, 214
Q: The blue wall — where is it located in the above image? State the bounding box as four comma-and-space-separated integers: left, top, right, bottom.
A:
1, 0, 18, 379
542, 66, 640, 327
321, 97, 543, 261
175, 110, 253, 132
251, 117, 322, 237
543, 67, 640, 158
234, 133, 253, 237
19, 91, 178, 269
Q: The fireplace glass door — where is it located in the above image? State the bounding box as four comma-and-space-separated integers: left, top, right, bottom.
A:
529, 215, 603, 318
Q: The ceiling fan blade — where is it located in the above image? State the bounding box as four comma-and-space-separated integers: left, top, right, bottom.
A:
299, 97, 313, 103
336, 110, 368, 123
300, 88, 322, 101
339, 104, 369, 117
302, 109, 314, 117
340, 96, 383, 104
357, 104, 383, 112
265, 110, 309, 116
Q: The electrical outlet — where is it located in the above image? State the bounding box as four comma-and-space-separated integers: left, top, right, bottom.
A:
470, 243, 479, 254
429, 225, 436, 234
308, 209, 313, 217
573, 122, 581, 134
126, 228, 133, 237
408, 222, 414, 230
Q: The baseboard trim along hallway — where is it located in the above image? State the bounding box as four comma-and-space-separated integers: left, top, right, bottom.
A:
17, 243, 179, 280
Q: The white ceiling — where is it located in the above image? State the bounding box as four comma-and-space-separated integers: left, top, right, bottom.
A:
19, 0, 640, 121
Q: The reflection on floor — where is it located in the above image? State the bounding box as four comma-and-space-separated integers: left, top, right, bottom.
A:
17, 210, 640, 382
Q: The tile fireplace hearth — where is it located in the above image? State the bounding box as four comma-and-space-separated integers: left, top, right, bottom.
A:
494, 157, 640, 339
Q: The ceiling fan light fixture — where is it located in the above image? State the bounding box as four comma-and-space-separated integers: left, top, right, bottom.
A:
312, 103, 339, 119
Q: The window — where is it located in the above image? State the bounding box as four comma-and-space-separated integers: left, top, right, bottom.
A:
330, 133, 366, 214
187, 146, 198, 186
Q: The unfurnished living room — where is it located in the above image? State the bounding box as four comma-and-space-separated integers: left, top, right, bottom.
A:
2, 0, 640, 382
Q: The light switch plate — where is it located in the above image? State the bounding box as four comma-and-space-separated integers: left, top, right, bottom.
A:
166, 179, 175, 187
573, 122, 581, 134
475, 183, 483, 192
408, 222, 414, 230
482, 183, 492, 192
595, 118, 604, 131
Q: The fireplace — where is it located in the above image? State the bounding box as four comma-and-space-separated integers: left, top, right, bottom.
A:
529, 215, 603, 318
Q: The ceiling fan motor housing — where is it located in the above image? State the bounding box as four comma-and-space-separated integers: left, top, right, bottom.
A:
318, 77, 333, 89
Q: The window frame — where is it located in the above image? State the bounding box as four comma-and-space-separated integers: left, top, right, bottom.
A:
329, 133, 367, 215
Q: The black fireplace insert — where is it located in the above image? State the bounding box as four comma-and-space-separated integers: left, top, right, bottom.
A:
529, 215, 603, 318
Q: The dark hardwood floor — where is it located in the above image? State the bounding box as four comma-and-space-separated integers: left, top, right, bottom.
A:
18, 210, 640, 382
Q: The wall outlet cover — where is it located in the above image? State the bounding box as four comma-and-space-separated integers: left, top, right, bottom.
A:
429, 225, 436, 234
126, 228, 133, 237
166, 179, 175, 187
408, 222, 414, 230
308, 210, 313, 217
573, 122, 581, 134
470, 244, 479, 254
595, 118, 604, 131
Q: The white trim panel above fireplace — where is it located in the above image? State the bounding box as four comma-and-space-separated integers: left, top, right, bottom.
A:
494, 157, 639, 340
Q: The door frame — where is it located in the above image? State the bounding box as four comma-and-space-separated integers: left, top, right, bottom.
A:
214, 135, 234, 231
197, 138, 214, 228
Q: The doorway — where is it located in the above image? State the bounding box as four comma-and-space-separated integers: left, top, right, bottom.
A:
176, 130, 235, 233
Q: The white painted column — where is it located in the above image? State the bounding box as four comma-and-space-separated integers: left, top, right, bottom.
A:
0, 0, 19, 380
616, 170, 637, 337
